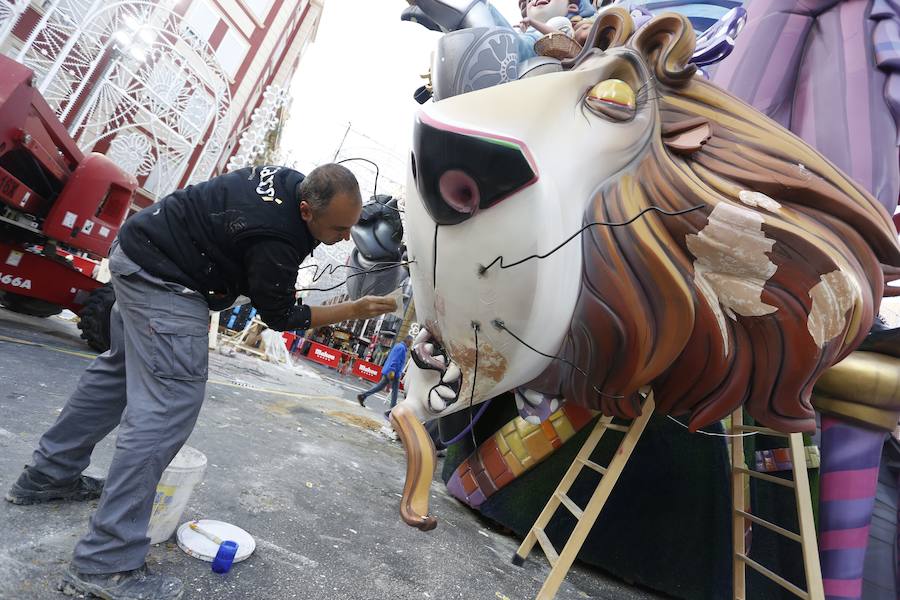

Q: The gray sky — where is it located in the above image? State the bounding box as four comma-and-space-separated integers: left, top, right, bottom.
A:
283, 1, 522, 301
281, 0, 521, 192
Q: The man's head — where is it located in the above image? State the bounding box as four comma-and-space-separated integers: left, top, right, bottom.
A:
298, 163, 363, 245
403, 335, 413, 347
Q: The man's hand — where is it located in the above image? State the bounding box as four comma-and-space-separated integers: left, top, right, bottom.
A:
308, 295, 397, 328
352, 295, 397, 320
387, 371, 395, 381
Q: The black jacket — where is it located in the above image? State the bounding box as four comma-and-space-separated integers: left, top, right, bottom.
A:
118, 166, 317, 330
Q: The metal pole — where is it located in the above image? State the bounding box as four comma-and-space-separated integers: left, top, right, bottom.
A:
331, 121, 350, 161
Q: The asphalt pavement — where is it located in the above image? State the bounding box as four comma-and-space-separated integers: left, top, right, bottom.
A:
0, 308, 665, 600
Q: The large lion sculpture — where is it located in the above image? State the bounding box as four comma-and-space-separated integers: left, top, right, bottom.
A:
390, 6, 900, 594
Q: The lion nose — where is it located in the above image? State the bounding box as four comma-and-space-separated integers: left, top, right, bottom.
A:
411, 113, 538, 226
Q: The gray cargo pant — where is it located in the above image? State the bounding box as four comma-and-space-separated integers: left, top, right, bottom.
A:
29, 242, 209, 574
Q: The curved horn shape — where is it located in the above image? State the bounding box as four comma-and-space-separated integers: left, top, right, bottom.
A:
390, 403, 438, 531
630, 13, 697, 85
564, 6, 634, 69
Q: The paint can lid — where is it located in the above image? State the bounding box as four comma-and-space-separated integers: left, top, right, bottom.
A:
176, 520, 255, 563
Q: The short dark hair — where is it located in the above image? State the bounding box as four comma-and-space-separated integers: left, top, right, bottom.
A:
297, 163, 362, 212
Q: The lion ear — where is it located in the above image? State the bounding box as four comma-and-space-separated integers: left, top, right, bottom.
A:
575, 6, 634, 53
662, 117, 711, 155
630, 14, 697, 86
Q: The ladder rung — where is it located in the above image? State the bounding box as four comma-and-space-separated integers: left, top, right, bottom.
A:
733, 425, 789, 437
533, 528, 558, 567
734, 467, 796, 489
734, 509, 802, 543
555, 492, 583, 520
577, 457, 607, 475
736, 554, 809, 599
603, 423, 630, 433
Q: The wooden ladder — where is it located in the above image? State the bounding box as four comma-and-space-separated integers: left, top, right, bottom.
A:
731, 409, 824, 600
512, 392, 656, 600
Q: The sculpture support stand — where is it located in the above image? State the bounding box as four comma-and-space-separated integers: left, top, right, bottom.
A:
513, 397, 824, 600
512, 392, 656, 600
731, 410, 824, 600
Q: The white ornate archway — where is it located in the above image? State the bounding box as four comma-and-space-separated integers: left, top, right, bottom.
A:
1, 0, 232, 198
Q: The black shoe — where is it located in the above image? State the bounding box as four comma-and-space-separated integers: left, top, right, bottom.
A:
59, 564, 183, 600
357, 394, 366, 407
5, 467, 104, 505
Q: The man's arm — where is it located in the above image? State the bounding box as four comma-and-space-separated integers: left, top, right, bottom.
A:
309, 297, 396, 328
242, 238, 397, 331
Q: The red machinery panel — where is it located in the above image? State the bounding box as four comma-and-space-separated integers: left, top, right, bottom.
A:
44, 153, 136, 257
0, 241, 102, 311
0, 164, 46, 214
0, 55, 83, 176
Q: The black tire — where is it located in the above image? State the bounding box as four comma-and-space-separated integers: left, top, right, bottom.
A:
77, 285, 115, 352
0, 291, 63, 318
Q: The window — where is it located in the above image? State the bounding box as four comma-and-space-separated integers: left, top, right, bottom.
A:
242, 0, 272, 21
215, 28, 249, 79
183, 0, 219, 42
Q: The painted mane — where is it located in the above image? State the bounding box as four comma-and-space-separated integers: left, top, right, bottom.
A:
526, 10, 900, 432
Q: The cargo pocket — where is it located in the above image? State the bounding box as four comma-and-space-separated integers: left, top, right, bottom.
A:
149, 319, 209, 381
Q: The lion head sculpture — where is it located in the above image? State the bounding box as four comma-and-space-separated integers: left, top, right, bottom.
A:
392, 9, 900, 530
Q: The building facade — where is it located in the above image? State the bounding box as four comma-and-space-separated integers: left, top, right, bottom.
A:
0, 0, 323, 210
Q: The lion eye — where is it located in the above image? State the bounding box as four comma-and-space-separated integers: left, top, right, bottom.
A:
585, 78, 636, 121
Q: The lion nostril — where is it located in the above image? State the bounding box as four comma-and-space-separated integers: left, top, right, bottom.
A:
438, 170, 480, 214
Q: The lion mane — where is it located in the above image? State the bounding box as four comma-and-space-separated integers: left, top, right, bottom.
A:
528, 9, 900, 432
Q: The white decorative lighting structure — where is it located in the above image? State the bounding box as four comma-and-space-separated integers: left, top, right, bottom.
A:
1, 0, 232, 199
226, 84, 290, 171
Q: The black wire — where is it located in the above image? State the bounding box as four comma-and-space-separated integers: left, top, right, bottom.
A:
436, 322, 484, 447
478, 204, 706, 275
336, 157, 382, 202
432, 223, 439, 289
492, 319, 624, 399
296, 260, 416, 293
297, 260, 410, 285
469, 323, 479, 448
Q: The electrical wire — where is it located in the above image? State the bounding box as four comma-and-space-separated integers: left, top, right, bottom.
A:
337, 157, 380, 199
666, 415, 759, 438
492, 319, 624, 399
478, 204, 706, 275
295, 260, 416, 293
438, 322, 485, 447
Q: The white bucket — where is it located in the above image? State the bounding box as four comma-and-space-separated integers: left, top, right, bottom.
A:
147, 445, 207, 544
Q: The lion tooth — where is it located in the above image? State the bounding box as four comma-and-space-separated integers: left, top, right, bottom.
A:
525, 415, 542, 426
424, 343, 435, 355
549, 398, 560, 413
522, 389, 544, 407
414, 329, 430, 345
514, 393, 525, 411
429, 390, 446, 412
441, 364, 461, 383
435, 385, 456, 400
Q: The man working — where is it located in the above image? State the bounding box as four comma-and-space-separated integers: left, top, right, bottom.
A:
5, 163, 396, 600
357, 336, 412, 417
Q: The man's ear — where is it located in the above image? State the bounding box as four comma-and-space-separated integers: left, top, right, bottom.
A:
299, 200, 312, 221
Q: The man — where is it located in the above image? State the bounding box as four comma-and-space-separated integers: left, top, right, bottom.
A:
5, 163, 396, 600
357, 336, 412, 416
